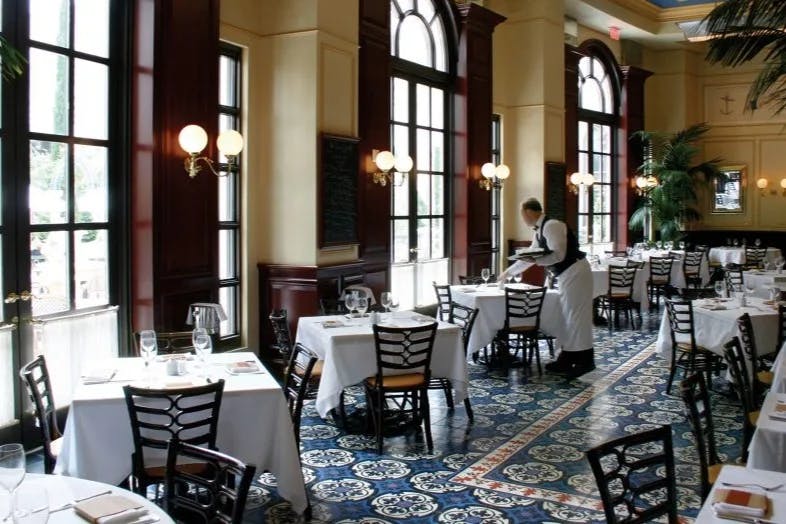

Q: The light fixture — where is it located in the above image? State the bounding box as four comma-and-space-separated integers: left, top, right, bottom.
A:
568, 172, 594, 194
756, 177, 786, 196
479, 162, 510, 191
634, 175, 659, 196
178, 124, 244, 178
371, 149, 412, 186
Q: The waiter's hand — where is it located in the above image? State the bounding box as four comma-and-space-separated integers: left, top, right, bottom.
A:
497, 271, 508, 284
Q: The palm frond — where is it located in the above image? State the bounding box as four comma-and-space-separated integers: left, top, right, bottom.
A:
0, 36, 25, 82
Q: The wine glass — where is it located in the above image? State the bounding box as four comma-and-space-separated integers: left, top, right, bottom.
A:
481, 268, 491, 287
389, 297, 400, 318
139, 330, 158, 370
0, 444, 25, 520
192, 328, 212, 376
356, 297, 368, 317
755, 238, 762, 247
344, 293, 357, 317
513, 272, 522, 284
380, 292, 392, 313
769, 287, 781, 302
714, 281, 724, 298
733, 238, 740, 247
11, 481, 48, 524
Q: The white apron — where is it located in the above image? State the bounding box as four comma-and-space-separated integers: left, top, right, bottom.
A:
551, 258, 594, 352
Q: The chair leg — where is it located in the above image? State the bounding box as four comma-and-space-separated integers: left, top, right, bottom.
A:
532, 338, 542, 376
666, 361, 677, 395
463, 397, 474, 422
443, 380, 455, 410
421, 388, 433, 451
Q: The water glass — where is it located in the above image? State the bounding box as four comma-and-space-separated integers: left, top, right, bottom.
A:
344, 293, 358, 317
389, 297, 400, 317
0, 444, 25, 520
481, 268, 491, 286
192, 328, 212, 374
11, 482, 48, 524
380, 292, 392, 313
770, 287, 781, 302
139, 330, 157, 368
714, 281, 724, 298
513, 273, 522, 284
356, 297, 368, 317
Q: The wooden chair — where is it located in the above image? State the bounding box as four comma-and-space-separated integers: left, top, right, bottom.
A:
682, 251, 704, 289
779, 304, 786, 355
744, 246, 767, 270
428, 302, 478, 421
586, 425, 678, 524
664, 298, 725, 395
164, 439, 256, 524
647, 256, 674, 308
737, 312, 773, 402
19, 356, 62, 474
723, 336, 759, 463
599, 266, 638, 330
365, 323, 438, 454
724, 264, 744, 295
123, 380, 225, 496
269, 309, 293, 362
432, 282, 452, 321
133, 331, 194, 356
283, 343, 320, 446
493, 287, 547, 374
680, 373, 727, 501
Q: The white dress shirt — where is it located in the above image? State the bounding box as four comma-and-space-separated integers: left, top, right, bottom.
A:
531, 214, 568, 267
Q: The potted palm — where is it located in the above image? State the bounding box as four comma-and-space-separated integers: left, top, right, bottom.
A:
0, 36, 24, 81
629, 123, 722, 242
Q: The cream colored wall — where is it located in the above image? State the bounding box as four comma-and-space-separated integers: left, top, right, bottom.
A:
220, 0, 359, 349
576, 25, 621, 62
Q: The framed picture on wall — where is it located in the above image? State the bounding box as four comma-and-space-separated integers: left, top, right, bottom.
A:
711, 164, 745, 214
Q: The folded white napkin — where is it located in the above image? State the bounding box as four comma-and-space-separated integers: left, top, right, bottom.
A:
82, 368, 117, 384
769, 412, 786, 422
226, 361, 262, 374
699, 303, 727, 311
713, 502, 766, 518
99, 508, 150, 524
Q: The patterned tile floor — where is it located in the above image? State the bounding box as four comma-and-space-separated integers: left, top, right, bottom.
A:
243, 312, 745, 523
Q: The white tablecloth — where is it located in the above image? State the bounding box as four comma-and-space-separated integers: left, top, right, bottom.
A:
709, 246, 783, 266
450, 284, 565, 355
747, 391, 786, 473
695, 465, 786, 522
616, 250, 711, 289
55, 352, 308, 514
590, 266, 649, 312
768, 341, 786, 394
4, 474, 174, 523
744, 270, 786, 297
295, 314, 467, 418
655, 297, 780, 361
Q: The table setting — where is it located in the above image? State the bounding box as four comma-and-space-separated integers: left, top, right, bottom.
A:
746, 393, 786, 475
695, 465, 786, 523
709, 245, 784, 267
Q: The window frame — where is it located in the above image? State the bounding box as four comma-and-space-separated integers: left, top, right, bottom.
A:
490, 114, 501, 271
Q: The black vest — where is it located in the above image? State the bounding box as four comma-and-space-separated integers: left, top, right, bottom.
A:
536, 216, 586, 276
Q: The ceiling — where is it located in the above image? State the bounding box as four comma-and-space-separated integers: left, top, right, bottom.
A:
644, 0, 716, 7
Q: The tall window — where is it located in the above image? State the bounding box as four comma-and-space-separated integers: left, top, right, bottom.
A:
390, 0, 453, 310
218, 44, 242, 340
490, 114, 501, 271
577, 55, 617, 255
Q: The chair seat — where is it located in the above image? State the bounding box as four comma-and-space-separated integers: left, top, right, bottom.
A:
144, 461, 207, 479
708, 463, 724, 485
607, 293, 632, 299
365, 373, 425, 389
49, 437, 63, 458
507, 325, 538, 334
749, 411, 760, 426
293, 359, 324, 378
758, 370, 774, 385
649, 277, 669, 285
676, 342, 710, 353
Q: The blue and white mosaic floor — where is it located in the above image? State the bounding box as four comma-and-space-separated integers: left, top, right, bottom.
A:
245, 313, 746, 523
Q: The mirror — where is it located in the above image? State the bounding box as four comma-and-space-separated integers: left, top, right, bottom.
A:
712, 165, 745, 214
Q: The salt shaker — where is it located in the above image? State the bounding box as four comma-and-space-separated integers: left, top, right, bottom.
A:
166, 358, 179, 376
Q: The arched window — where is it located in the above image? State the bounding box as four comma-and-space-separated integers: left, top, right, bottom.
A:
576, 46, 619, 254
389, 0, 454, 309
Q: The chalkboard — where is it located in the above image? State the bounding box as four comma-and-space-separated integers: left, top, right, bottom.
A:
320, 134, 361, 247
544, 161, 567, 222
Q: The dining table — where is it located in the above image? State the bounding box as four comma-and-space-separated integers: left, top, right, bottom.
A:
694, 465, 786, 523
709, 246, 783, 267
295, 313, 467, 419
55, 352, 309, 515
743, 269, 786, 298
621, 249, 711, 289
5, 473, 174, 523
747, 391, 786, 474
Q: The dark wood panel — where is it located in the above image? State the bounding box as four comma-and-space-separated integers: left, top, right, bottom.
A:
564, 45, 584, 233
320, 134, 361, 247
544, 161, 567, 221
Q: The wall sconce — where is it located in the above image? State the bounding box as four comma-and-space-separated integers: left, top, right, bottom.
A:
178, 124, 244, 178
757, 177, 786, 196
634, 175, 659, 196
479, 162, 510, 191
372, 150, 412, 186
568, 172, 595, 194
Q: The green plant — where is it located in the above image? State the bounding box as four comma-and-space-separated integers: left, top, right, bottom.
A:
0, 36, 25, 81
628, 123, 722, 242
704, 0, 786, 113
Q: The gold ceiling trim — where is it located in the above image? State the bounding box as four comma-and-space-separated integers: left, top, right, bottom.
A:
608, 0, 716, 23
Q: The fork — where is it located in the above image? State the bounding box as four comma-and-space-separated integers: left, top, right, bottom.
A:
720, 481, 784, 491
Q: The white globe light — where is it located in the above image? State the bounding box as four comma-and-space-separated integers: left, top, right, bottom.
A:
570, 172, 583, 185
582, 172, 595, 186
216, 130, 244, 156
481, 162, 496, 179
780, 178, 786, 189
394, 154, 413, 173
495, 164, 511, 180
178, 125, 208, 154
757, 178, 769, 189
636, 176, 648, 189
374, 150, 395, 172
646, 176, 658, 188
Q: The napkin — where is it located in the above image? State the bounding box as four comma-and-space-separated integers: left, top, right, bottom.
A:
699, 302, 727, 311
226, 361, 261, 374
712, 488, 768, 518
159, 378, 193, 389
321, 320, 344, 329
82, 368, 117, 384
74, 495, 146, 523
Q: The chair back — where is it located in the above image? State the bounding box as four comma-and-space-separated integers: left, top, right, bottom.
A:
458, 275, 494, 285
723, 337, 756, 419
625, 260, 645, 270
433, 283, 452, 321
736, 312, 760, 376
371, 323, 438, 381
667, 251, 684, 261
133, 331, 194, 356
165, 439, 256, 524
608, 266, 637, 298
269, 309, 293, 360
283, 343, 319, 445
745, 246, 767, 269
586, 425, 678, 524
123, 381, 224, 475
448, 302, 479, 355
683, 251, 703, 275
696, 244, 710, 261
778, 303, 786, 354
503, 286, 546, 331
648, 256, 674, 285
19, 356, 61, 473
319, 298, 348, 316
680, 373, 721, 500
724, 266, 743, 294
665, 298, 698, 351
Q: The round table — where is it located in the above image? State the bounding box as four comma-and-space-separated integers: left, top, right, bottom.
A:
5, 474, 173, 523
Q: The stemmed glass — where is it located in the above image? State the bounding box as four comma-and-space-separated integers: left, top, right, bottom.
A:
11, 481, 48, 524
380, 292, 392, 313
388, 297, 400, 318
192, 328, 212, 377
356, 297, 368, 318
714, 281, 725, 299
513, 273, 522, 284
755, 238, 762, 247
0, 444, 26, 521
139, 330, 158, 381
481, 268, 491, 287
344, 292, 358, 317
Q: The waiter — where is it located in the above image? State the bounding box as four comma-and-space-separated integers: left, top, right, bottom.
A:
499, 198, 595, 376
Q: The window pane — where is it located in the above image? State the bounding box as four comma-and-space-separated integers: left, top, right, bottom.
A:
431, 218, 444, 258
579, 152, 589, 177
393, 124, 409, 158
392, 78, 408, 123
29, 49, 69, 135
418, 0, 436, 21
431, 16, 447, 72
431, 175, 444, 215
592, 124, 604, 153
580, 79, 603, 112
578, 215, 589, 245
30, 0, 69, 48
601, 77, 613, 114
394, 0, 414, 13
601, 125, 611, 154
397, 15, 432, 68
578, 57, 591, 77
417, 218, 430, 260
30, 231, 69, 316
393, 220, 409, 263
219, 55, 237, 107
218, 172, 237, 222
74, 59, 109, 140
75, 144, 108, 223
593, 154, 604, 184
219, 229, 237, 280
416, 128, 429, 171
75, 0, 110, 58
601, 184, 612, 213
30, 140, 68, 225
391, 263, 415, 311
219, 286, 238, 336
431, 87, 443, 129
393, 174, 409, 216
75, 229, 108, 308
416, 83, 430, 126
578, 121, 588, 151
578, 184, 588, 213
417, 173, 430, 215
430, 131, 443, 171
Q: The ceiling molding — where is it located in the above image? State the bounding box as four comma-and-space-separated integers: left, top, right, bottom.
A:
608, 0, 715, 23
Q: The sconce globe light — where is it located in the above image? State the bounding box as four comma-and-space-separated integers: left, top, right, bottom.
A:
757, 177, 769, 190
780, 178, 786, 190
374, 150, 396, 173
394, 154, 413, 173
481, 162, 496, 179
178, 124, 209, 154
371, 150, 412, 187
569, 172, 583, 186
178, 124, 243, 178
569, 172, 595, 194
216, 129, 245, 156
495, 164, 511, 180
479, 162, 510, 190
